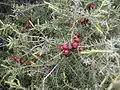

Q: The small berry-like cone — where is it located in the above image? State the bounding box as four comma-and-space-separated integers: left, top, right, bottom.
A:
63, 49, 71, 55
89, 4, 95, 9
10, 56, 16, 60
10, 56, 20, 62
62, 43, 69, 50
74, 38, 82, 43
81, 18, 88, 25
59, 45, 64, 51
20, 59, 26, 63
78, 46, 85, 51
74, 33, 80, 37
71, 42, 79, 49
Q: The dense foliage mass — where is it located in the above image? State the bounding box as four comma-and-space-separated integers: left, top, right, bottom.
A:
0, 0, 120, 90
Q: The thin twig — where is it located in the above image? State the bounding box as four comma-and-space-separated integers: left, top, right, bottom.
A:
42, 62, 59, 90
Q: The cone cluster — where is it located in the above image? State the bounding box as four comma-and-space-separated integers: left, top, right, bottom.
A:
59, 33, 84, 55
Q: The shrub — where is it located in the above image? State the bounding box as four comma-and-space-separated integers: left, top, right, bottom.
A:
0, 0, 120, 90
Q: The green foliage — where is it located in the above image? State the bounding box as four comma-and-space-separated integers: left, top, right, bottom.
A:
0, 0, 120, 90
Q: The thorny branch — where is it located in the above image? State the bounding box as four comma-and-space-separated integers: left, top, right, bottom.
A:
42, 62, 60, 90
